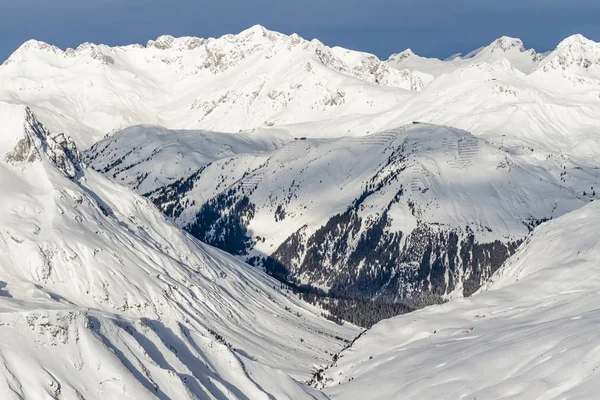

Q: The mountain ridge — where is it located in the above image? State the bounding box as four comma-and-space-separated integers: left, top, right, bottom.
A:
3, 28, 599, 148
85, 122, 588, 308
2, 25, 600, 398
0, 103, 358, 399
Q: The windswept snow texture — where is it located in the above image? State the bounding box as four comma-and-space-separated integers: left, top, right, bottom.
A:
85, 124, 288, 193
0, 103, 358, 399
322, 200, 600, 399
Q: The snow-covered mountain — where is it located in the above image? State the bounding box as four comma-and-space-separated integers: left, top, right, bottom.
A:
388, 36, 544, 76
0, 103, 359, 399
320, 198, 600, 399
85, 122, 590, 305
0, 25, 424, 147
10, 26, 585, 321
3, 26, 600, 398
535, 34, 600, 81
4, 28, 600, 154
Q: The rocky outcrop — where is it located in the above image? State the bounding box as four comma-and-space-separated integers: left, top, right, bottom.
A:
5, 107, 83, 179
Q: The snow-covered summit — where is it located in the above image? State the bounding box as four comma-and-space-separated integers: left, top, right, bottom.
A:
556, 33, 598, 51
2, 40, 62, 64
536, 34, 600, 76
458, 36, 527, 60
388, 48, 415, 62
487, 36, 527, 53
388, 35, 542, 75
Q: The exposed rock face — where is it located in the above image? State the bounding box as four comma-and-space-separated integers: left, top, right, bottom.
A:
150, 175, 522, 302
5, 107, 83, 179
268, 197, 521, 300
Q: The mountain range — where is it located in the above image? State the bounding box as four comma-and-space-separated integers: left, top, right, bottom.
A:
1, 26, 600, 399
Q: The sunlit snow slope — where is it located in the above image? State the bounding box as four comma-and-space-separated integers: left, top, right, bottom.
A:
322, 200, 600, 399
0, 103, 358, 399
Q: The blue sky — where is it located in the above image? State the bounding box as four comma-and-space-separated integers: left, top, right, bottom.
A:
2, 1, 599, 62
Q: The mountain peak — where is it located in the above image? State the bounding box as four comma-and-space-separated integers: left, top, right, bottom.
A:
146, 34, 178, 50
144, 25, 284, 51
489, 36, 526, 52
0, 103, 83, 178
537, 33, 600, 73
236, 24, 287, 44
240, 24, 270, 37
556, 33, 597, 50
3, 40, 61, 65
17, 39, 57, 52
387, 48, 417, 63
4, 39, 117, 66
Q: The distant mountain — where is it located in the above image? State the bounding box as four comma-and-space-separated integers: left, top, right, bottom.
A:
3, 29, 598, 163
0, 25, 425, 147
387, 36, 544, 76
49, 28, 599, 192
535, 34, 600, 81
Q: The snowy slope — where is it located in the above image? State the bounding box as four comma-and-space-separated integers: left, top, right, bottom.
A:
322, 199, 600, 399
0, 103, 359, 399
85, 124, 289, 194
86, 123, 588, 301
